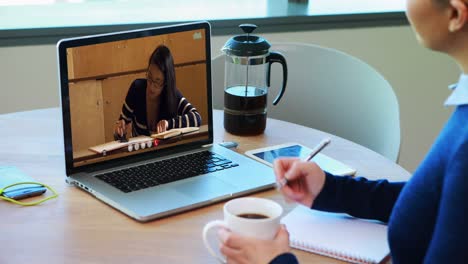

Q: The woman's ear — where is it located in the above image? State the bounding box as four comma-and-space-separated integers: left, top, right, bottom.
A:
448, 0, 468, 32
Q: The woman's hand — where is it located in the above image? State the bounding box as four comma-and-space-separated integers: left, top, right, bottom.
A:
274, 158, 326, 208
114, 119, 127, 138
156, 120, 169, 133
219, 225, 291, 264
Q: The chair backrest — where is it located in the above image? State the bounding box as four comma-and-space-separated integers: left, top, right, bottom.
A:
212, 42, 400, 162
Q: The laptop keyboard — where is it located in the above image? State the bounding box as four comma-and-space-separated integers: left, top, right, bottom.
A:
95, 151, 239, 193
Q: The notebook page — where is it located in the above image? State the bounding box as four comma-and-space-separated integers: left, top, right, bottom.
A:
281, 205, 389, 263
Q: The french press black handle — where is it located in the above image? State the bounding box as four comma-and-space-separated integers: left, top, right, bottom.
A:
267, 51, 288, 105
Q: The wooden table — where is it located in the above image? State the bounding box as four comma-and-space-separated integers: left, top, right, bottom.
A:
0, 108, 410, 264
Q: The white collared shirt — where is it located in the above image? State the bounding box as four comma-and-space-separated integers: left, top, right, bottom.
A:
445, 74, 468, 106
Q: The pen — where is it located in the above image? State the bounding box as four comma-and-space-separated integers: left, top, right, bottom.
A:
277, 138, 331, 189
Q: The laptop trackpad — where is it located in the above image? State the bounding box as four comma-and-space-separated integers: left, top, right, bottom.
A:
172, 175, 239, 201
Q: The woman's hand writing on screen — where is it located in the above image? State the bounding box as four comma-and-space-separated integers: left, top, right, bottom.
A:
274, 158, 326, 208
156, 120, 168, 133
114, 119, 127, 138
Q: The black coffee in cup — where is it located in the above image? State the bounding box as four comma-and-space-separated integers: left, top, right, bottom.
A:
237, 213, 269, 219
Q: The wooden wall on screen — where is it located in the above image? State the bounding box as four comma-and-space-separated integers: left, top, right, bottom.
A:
68, 80, 105, 153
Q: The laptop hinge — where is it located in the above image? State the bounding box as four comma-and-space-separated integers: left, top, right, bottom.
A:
202, 143, 213, 148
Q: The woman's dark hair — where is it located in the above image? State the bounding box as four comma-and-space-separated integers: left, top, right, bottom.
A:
148, 45, 177, 117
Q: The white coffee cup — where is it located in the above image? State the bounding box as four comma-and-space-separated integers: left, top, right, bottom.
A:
202, 197, 283, 263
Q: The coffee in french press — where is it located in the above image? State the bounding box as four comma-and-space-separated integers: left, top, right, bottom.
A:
221, 24, 287, 135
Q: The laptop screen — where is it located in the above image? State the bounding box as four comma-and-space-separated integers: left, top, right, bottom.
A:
58, 22, 213, 173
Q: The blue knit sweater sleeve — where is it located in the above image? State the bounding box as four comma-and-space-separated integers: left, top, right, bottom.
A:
312, 172, 405, 222
269, 253, 299, 264
269, 173, 405, 264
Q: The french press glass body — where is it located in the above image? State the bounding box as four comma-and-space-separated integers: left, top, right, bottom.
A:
222, 24, 287, 135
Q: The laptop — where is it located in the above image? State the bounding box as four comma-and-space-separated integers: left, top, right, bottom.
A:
57, 21, 275, 222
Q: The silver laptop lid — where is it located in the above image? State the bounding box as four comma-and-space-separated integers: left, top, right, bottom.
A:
57, 21, 213, 176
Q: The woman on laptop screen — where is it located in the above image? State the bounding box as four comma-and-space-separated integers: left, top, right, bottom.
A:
114, 44, 202, 140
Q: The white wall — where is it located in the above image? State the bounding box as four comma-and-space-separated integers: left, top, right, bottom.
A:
0, 44, 59, 113
0, 25, 459, 173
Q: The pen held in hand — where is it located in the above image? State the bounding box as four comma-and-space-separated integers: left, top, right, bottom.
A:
276, 138, 331, 189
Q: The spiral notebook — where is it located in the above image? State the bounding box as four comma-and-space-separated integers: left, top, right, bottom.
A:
281, 205, 390, 264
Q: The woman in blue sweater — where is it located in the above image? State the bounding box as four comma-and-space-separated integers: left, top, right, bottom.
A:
218, 0, 468, 263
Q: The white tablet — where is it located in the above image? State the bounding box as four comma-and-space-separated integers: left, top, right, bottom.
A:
245, 143, 356, 176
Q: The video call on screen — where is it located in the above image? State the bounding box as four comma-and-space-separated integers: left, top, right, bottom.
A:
66, 29, 210, 167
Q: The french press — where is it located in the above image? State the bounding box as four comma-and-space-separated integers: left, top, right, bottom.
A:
222, 24, 287, 135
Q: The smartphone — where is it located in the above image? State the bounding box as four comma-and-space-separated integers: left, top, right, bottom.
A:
0, 166, 47, 200
2, 185, 47, 200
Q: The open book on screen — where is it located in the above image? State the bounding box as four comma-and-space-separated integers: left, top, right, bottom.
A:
151, 127, 199, 139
